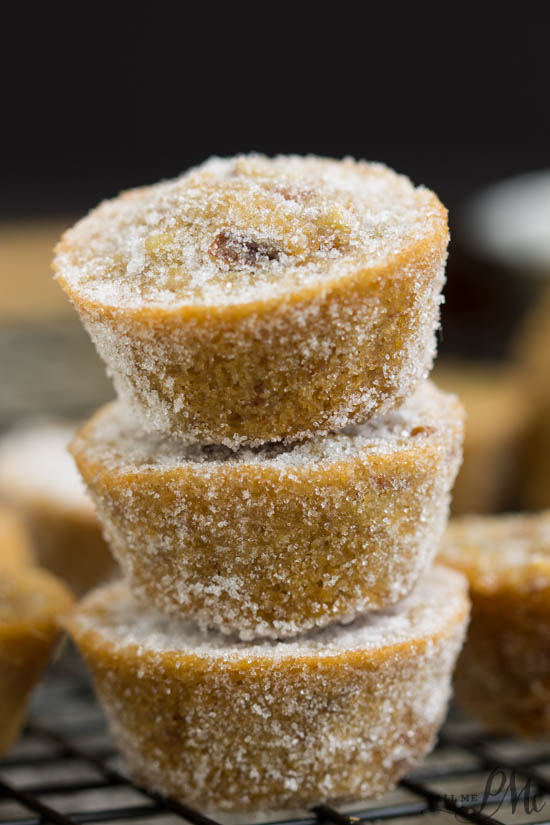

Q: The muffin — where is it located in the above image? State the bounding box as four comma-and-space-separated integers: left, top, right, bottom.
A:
0, 565, 73, 754
67, 565, 469, 811
439, 511, 550, 736
54, 154, 448, 447
71, 381, 463, 639
0, 423, 116, 595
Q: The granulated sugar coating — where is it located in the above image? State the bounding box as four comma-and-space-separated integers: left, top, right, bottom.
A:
1, 566, 73, 756
54, 155, 445, 308
71, 381, 464, 639
54, 154, 449, 446
439, 512, 550, 736
0, 424, 117, 595
67, 565, 470, 811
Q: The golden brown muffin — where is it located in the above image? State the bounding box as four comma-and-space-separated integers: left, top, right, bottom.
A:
0, 424, 117, 595
72, 381, 463, 639
0, 565, 73, 754
439, 511, 550, 736
0, 504, 32, 568
433, 358, 532, 514
67, 565, 469, 812
515, 288, 550, 509
54, 154, 448, 447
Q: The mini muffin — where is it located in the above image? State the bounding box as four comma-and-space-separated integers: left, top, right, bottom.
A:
67, 565, 469, 812
439, 511, 550, 736
71, 381, 463, 639
0, 424, 117, 595
54, 154, 448, 447
515, 288, 550, 509
0, 504, 32, 568
0, 565, 73, 754
433, 359, 532, 514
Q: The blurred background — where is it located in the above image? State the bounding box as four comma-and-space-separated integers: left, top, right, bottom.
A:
1, 10, 550, 517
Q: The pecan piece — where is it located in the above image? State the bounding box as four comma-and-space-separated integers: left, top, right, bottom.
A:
271, 183, 313, 203
410, 425, 437, 437
209, 231, 280, 266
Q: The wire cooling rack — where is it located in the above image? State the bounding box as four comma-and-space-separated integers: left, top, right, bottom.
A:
2, 651, 550, 825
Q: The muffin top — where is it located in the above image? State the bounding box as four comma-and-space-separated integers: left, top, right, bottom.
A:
54, 154, 447, 309
69, 566, 467, 662
73, 380, 462, 472
441, 512, 550, 593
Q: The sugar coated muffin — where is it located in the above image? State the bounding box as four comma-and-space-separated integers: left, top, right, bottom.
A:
54, 154, 449, 446
0, 504, 32, 568
439, 511, 550, 736
67, 565, 469, 811
433, 359, 532, 514
71, 381, 463, 639
0, 424, 117, 595
0, 565, 73, 754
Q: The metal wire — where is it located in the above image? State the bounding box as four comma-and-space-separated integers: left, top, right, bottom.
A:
2, 657, 550, 825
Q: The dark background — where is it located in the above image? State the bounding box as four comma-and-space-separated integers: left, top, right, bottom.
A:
2, 11, 549, 356
3, 13, 548, 219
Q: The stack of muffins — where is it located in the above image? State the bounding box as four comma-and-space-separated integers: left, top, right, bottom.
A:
55, 155, 470, 812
